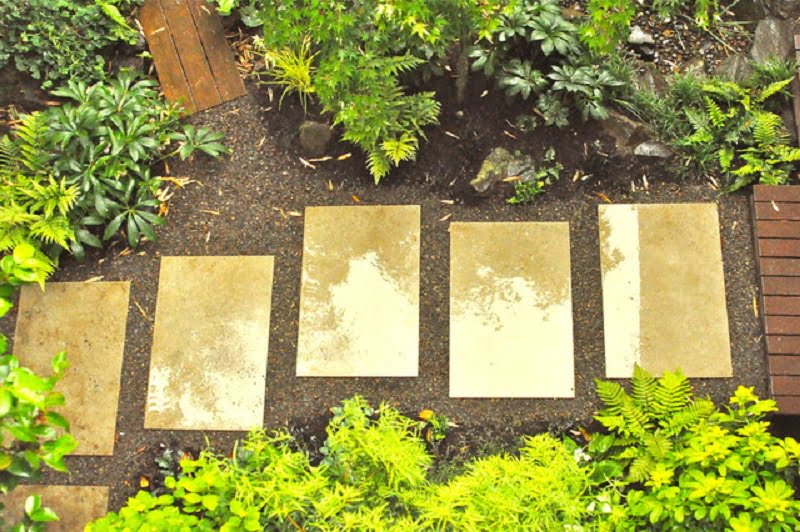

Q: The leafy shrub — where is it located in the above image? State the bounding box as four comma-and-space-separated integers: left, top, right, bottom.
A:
591, 366, 800, 530
89, 396, 611, 529
1, 71, 228, 276
0, 0, 142, 89
624, 63, 800, 191
242, 0, 510, 182
472, 0, 624, 125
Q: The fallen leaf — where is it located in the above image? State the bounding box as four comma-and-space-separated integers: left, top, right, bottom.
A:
308, 156, 332, 162
84, 276, 104, 283
299, 157, 316, 169
205, 230, 211, 243
439, 213, 452, 222
337, 153, 352, 160
327, 180, 334, 191
139, 476, 150, 488
287, 211, 302, 217
503, 130, 518, 139
771, 200, 780, 212
578, 427, 593, 442
594, 192, 613, 204
480, 90, 489, 98
419, 409, 434, 421
444, 131, 460, 139
200, 209, 220, 215
753, 295, 759, 318
133, 299, 151, 321
502, 176, 522, 182
440, 199, 454, 205
352, 195, 361, 203
257, 136, 266, 149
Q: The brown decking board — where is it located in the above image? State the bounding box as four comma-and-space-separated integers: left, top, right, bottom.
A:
753, 185, 800, 414
139, 0, 246, 113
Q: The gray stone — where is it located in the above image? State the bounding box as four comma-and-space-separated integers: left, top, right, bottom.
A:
634, 142, 672, 158
628, 25, 655, 45
734, 0, 768, 21
769, 0, 800, 20
299, 120, 332, 156
633, 62, 668, 96
470, 148, 516, 192
598, 110, 651, 156
751, 18, 794, 62
781, 106, 797, 142
714, 54, 755, 83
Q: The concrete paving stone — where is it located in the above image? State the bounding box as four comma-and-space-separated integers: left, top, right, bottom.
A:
145, 256, 273, 430
599, 203, 732, 378
296, 205, 420, 377
14, 282, 129, 456
449, 222, 575, 398
0, 485, 108, 532
0, 485, 109, 530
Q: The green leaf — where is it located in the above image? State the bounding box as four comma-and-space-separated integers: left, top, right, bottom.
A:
0, 298, 13, 319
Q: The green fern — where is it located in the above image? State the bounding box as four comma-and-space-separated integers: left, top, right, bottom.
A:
14, 113, 50, 175
29, 215, 74, 249
631, 365, 657, 412
651, 370, 692, 418
366, 151, 392, 183
704, 96, 727, 129
21, 177, 80, 218
752, 112, 786, 146
381, 134, 418, 166
595, 379, 627, 416
755, 78, 793, 103
0, 135, 19, 178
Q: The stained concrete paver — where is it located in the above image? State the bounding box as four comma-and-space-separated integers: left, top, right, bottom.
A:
14, 282, 129, 455
296, 206, 420, 377
599, 203, 732, 378
145, 256, 273, 430
0, 485, 108, 531
449, 222, 575, 397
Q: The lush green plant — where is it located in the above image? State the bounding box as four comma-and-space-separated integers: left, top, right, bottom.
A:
580, 0, 636, 55
1, 71, 228, 271
244, 0, 512, 182
624, 66, 800, 191
472, 0, 623, 126
590, 366, 800, 530
507, 147, 562, 204
0, 0, 142, 89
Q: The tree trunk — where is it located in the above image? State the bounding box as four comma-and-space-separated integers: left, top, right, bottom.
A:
455, 42, 470, 105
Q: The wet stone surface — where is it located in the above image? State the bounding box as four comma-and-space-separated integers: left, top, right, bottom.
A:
449, 222, 574, 398
145, 256, 273, 430
296, 205, 420, 377
14, 282, 129, 455
0, 485, 109, 531
600, 204, 732, 378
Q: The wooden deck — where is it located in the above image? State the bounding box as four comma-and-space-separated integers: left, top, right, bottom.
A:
753, 185, 800, 415
139, 0, 246, 113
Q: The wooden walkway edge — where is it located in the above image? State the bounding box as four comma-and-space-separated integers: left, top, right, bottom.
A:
139, 0, 246, 113
752, 185, 800, 415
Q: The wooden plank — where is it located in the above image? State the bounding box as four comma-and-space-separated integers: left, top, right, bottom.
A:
760, 258, 800, 276
755, 220, 800, 238
769, 355, 800, 375
754, 202, 800, 220
775, 395, 800, 414
765, 315, 800, 335
764, 296, 800, 315
139, 0, 195, 112
767, 335, 800, 354
187, 0, 246, 101
771, 375, 800, 395
762, 276, 800, 295
753, 185, 800, 203
161, 0, 221, 112
758, 238, 800, 257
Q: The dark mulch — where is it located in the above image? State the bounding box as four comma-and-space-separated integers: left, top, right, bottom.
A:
1, 74, 770, 510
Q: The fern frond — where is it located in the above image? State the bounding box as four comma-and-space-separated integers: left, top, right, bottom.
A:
756, 78, 793, 103
14, 112, 50, 174
701, 80, 745, 102
661, 400, 715, 435
628, 455, 654, 483
28, 215, 74, 249
381, 134, 418, 165
21, 177, 79, 217
366, 150, 391, 184
641, 432, 672, 460
752, 112, 787, 146
631, 365, 657, 412
595, 379, 627, 415
0, 135, 19, 178
704, 97, 726, 129
618, 399, 650, 438
651, 370, 692, 417
384, 55, 425, 76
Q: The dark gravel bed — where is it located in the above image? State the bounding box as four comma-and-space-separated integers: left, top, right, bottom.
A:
2, 81, 770, 511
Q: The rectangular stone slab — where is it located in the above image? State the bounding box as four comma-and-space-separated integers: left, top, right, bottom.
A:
145, 256, 273, 430
296, 206, 420, 377
449, 222, 575, 398
0, 485, 108, 531
14, 282, 129, 455
599, 203, 732, 378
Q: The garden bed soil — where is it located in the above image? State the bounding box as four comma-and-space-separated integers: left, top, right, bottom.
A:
0, 73, 772, 510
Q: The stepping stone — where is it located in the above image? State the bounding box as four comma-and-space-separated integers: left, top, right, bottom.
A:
139, 0, 246, 113
14, 282, 129, 456
296, 206, 420, 377
449, 222, 575, 398
0, 485, 108, 531
145, 256, 273, 430
599, 204, 731, 378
